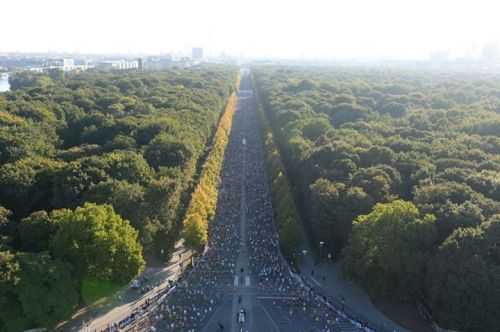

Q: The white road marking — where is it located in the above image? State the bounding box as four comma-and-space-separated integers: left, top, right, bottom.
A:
257, 296, 298, 300
259, 304, 281, 332
311, 276, 322, 287
234, 275, 239, 287
245, 276, 250, 287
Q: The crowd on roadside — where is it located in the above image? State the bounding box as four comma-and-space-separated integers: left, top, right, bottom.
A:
148, 88, 248, 331
242, 94, 339, 331
97, 294, 161, 332
100, 80, 376, 332
242, 90, 369, 332
94, 90, 246, 332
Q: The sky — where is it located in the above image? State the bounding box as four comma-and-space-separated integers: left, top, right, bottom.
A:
2, 0, 500, 60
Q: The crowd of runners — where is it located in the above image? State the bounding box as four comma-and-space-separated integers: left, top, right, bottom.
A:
149, 85, 248, 331
242, 90, 369, 332
98, 73, 375, 332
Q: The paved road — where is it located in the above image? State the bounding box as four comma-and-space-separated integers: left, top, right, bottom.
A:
200, 86, 288, 332
116, 70, 372, 332
163, 71, 362, 332
64, 242, 191, 332
298, 248, 408, 332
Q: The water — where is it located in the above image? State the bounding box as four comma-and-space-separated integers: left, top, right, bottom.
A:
0, 73, 10, 92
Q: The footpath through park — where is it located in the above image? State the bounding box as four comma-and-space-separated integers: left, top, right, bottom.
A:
61, 241, 192, 332
297, 245, 409, 332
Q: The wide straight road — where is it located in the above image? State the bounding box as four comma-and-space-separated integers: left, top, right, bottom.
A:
152, 70, 365, 332
201, 77, 287, 332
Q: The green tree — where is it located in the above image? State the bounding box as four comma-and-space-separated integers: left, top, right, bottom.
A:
0, 160, 37, 215
0, 125, 55, 165
84, 180, 145, 231
343, 200, 437, 300
0, 67, 239, 325
145, 134, 193, 170
309, 179, 373, 254
414, 182, 490, 241
51, 158, 109, 209
0, 206, 10, 234
380, 101, 407, 117
431, 200, 485, 243
183, 213, 207, 251
103, 151, 153, 184
0, 251, 19, 293
104, 134, 137, 151
0, 157, 63, 217
17, 253, 79, 328
426, 216, 500, 331
301, 117, 332, 141
351, 166, 400, 202
18, 211, 58, 252
0, 251, 26, 332
359, 146, 396, 167
50, 203, 145, 283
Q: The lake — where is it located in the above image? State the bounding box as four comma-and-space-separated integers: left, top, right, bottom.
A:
0, 73, 10, 92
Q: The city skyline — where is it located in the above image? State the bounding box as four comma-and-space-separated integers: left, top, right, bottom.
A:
2, 0, 500, 60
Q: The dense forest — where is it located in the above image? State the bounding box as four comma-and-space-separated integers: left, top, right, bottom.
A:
0, 66, 237, 331
253, 66, 500, 331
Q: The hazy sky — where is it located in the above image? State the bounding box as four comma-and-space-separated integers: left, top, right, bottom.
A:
2, 0, 500, 59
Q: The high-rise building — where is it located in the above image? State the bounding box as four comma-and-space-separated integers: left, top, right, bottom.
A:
192, 47, 203, 60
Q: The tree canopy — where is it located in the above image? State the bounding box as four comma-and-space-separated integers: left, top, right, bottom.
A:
342, 200, 437, 300
50, 203, 145, 283
254, 65, 500, 330
0, 66, 237, 330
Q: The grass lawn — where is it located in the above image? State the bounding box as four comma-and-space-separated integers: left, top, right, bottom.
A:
81, 278, 124, 305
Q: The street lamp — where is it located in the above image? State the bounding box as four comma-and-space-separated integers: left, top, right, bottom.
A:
319, 241, 325, 260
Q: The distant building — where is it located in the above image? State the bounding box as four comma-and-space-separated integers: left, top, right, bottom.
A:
143, 55, 173, 70
192, 47, 203, 60
44, 58, 77, 71
137, 58, 144, 71
63, 58, 74, 69
95, 59, 139, 70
